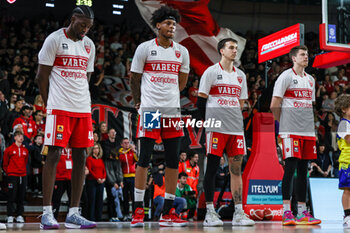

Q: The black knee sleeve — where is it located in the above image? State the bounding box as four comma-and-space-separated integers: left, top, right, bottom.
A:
204, 154, 221, 202
282, 157, 298, 200
136, 138, 155, 168
296, 159, 308, 202
163, 137, 181, 169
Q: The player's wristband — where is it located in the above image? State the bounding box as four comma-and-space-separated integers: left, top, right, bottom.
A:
197, 96, 207, 120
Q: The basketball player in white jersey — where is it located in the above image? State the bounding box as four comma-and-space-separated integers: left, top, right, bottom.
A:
36, 6, 96, 229
271, 45, 321, 225
197, 38, 255, 226
130, 5, 189, 227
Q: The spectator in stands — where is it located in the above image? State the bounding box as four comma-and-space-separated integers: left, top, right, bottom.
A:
10, 75, 26, 98
86, 143, 106, 221
118, 138, 137, 220
8, 94, 18, 111
104, 148, 124, 222
215, 157, 229, 191
309, 143, 332, 177
3, 130, 28, 223
101, 128, 119, 160
0, 126, 5, 159
322, 91, 337, 112
334, 67, 348, 87
0, 90, 8, 133
176, 172, 196, 221
99, 121, 108, 141
153, 163, 186, 220
0, 69, 10, 100
33, 94, 46, 114
29, 134, 43, 197
5, 97, 23, 138
179, 152, 200, 195
323, 75, 334, 94
33, 110, 45, 135
12, 105, 36, 141
113, 56, 126, 79
188, 78, 199, 106
52, 148, 72, 219
178, 151, 187, 172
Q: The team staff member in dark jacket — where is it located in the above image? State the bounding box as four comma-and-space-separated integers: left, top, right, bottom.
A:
86, 143, 106, 221
104, 149, 124, 221
52, 148, 73, 219
3, 130, 28, 223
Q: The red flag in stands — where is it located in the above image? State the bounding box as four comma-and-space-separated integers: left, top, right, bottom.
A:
135, 0, 246, 75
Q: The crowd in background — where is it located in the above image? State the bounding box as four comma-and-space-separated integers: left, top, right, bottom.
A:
0, 15, 350, 221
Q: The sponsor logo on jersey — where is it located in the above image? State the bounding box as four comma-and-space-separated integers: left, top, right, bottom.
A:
54, 55, 88, 70
62, 43, 68, 50
217, 75, 222, 80
237, 76, 243, 84
175, 50, 181, 58
213, 137, 218, 143
84, 42, 91, 54
294, 147, 299, 152
57, 125, 64, 132
144, 62, 181, 74
56, 133, 63, 140
151, 50, 157, 56
212, 143, 218, 149
293, 80, 298, 84
294, 140, 299, 146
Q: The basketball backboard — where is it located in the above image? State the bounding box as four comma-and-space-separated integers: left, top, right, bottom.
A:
321, 0, 350, 52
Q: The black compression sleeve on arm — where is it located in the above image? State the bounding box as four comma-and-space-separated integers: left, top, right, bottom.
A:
197, 96, 207, 120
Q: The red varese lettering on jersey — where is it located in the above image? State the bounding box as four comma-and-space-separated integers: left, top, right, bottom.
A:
209, 84, 241, 97
54, 55, 88, 70
284, 89, 313, 100
144, 61, 181, 74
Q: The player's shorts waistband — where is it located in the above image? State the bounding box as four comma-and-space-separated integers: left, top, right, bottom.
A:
47, 109, 92, 118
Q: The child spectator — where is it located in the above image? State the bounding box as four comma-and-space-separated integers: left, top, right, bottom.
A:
3, 130, 28, 223
334, 94, 350, 228
29, 134, 43, 197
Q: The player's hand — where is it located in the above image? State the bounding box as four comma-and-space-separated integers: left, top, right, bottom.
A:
120, 182, 124, 188
114, 183, 119, 189
134, 102, 140, 110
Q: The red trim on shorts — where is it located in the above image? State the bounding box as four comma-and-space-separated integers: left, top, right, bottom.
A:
288, 134, 316, 140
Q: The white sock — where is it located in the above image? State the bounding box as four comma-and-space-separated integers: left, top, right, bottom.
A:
235, 204, 243, 211
164, 193, 175, 200
134, 188, 145, 202
298, 203, 307, 215
43, 206, 52, 215
68, 207, 80, 217
283, 203, 291, 212
206, 203, 215, 212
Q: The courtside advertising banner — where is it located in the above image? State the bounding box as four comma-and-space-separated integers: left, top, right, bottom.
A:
258, 23, 304, 63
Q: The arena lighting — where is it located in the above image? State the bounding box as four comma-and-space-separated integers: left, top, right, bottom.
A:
113, 4, 124, 9
112, 10, 121, 15
45, 3, 55, 7
7, 0, 16, 3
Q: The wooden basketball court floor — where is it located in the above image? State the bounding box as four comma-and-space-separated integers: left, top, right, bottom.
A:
2, 220, 347, 233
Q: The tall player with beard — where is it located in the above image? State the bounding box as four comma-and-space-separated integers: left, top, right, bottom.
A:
270, 45, 321, 226
130, 6, 190, 227
198, 38, 255, 227
36, 6, 96, 229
